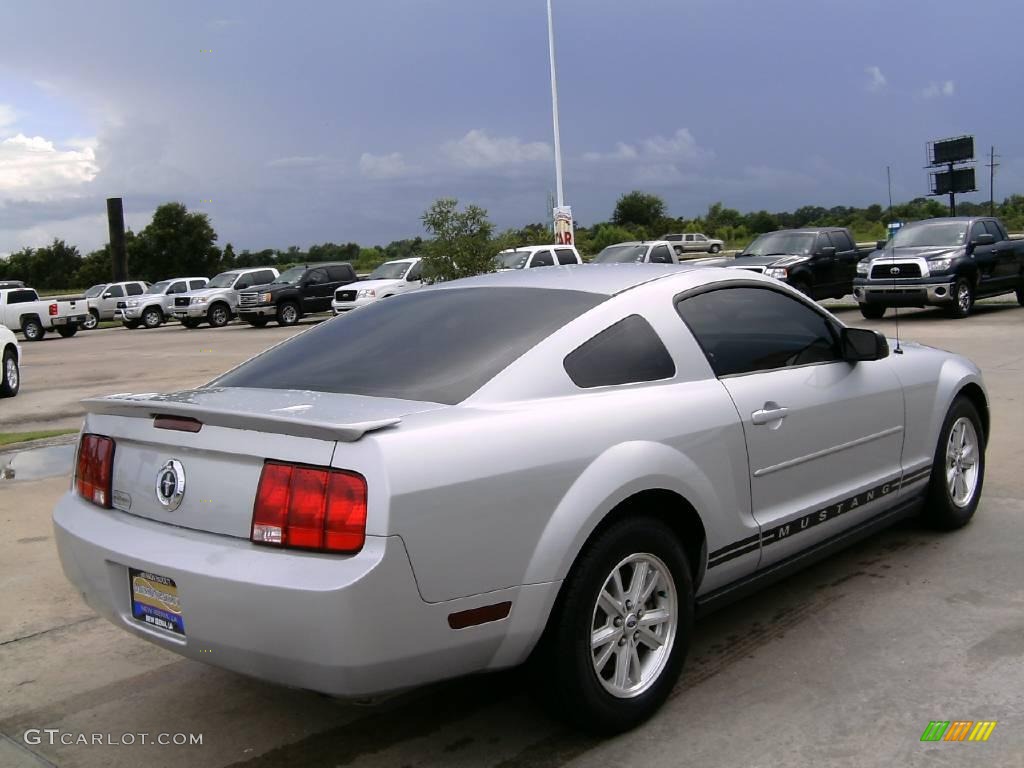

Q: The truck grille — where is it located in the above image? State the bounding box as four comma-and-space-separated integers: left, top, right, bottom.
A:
336, 289, 357, 302
871, 262, 922, 279
174, 297, 191, 307
238, 292, 259, 308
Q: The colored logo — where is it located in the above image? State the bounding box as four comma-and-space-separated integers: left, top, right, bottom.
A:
920, 721, 997, 742
155, 459, 186, 511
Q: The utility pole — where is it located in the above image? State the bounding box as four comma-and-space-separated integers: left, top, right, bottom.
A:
546, 0, 574, 245
987, 146, 999, 216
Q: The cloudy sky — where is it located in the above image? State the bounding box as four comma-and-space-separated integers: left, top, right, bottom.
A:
2, 0, 1022, 255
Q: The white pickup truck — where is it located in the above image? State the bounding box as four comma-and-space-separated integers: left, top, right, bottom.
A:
0, 287, 90, 341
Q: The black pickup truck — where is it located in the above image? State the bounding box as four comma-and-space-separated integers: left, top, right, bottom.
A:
853, 217, 1024, 319
727, 228, 873, 300
237, 262, 359, 327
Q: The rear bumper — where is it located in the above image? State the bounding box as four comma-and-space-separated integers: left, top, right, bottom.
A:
853, 278, 955, 307
52, 492, 544, 697
50, 314, 88, 327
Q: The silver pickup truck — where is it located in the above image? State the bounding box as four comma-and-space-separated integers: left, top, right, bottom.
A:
171, 267, 279, 328
117, 277, 209, 329
0, 287, 89, 341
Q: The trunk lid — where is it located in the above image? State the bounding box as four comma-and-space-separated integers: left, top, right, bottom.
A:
84, 387, 444, 538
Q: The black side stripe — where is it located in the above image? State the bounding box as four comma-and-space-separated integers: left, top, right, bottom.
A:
707, 469, 931, 570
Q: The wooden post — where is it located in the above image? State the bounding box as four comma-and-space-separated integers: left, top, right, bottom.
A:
107, 198, 128, 282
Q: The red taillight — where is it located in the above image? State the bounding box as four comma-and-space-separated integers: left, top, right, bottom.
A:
251, 461, 367, 553
75, 434, 115, 508
48, 303, 58, 316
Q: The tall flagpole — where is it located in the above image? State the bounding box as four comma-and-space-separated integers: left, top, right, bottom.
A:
547, 0, 564, 208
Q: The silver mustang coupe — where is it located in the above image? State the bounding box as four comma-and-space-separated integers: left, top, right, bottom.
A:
54, 265, 987, 733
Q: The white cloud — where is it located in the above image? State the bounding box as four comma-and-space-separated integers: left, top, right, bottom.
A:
583, 128, 710, 164
922, 80, 955, 99
0, 133, 99, 200
359, 151, 408, 179
442, 129, 551, 170
865, 66, 886, 92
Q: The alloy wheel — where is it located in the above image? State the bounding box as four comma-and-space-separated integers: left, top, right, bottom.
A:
5, 356, 17, 389
590, 553, 677, 699
946, 416, 980, 508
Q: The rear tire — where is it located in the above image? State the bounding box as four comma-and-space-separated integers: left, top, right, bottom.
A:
82, 310, 99, 330
207, 303, 230, 328
56, 324, 78, 338
0, 347, 19, 397
122, 320, 140, 329
791, 279, 812, 298
247, 317, 269, 328
1016, 283, 1024, 306
922, 397, 985, 530
948, 277, 974, 318
180, 318, 201, 329
21, 317, 45, 341
533, 517, 693, 735
859, 304, 887, 320
142, 307, 163, 328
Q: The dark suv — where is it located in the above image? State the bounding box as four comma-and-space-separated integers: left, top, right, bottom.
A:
237, 263, 359, 327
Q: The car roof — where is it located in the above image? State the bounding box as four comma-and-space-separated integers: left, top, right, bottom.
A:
431, 263, 711, 296
498, 245, 575, 253
603, 240, 673, 247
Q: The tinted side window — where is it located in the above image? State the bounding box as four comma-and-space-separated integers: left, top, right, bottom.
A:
649, 245, 673, 264
126, 283, 144, 296
406, 261, 423, 281
189, 279, 207, 290
564, 314, 675, 388
696, 235, 707, 242
326, 265, 354, 282
829, 231, 853, 251
106, 285, 125, 298
256, 270, 276, 285
556, 248, 578, 265
969, 221, 988, 243
663, 234, 682, 242
169, 282, 186, 294
531, 250, 555, 267
983, 220, 1005, 241
677, 287, 841, 377
215, 288, 606, 405
815, 234, 833, 253
8, 290, 37, 304
306, 269, 328, 285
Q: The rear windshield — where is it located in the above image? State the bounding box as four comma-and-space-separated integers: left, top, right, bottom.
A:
213, 287, 606, 404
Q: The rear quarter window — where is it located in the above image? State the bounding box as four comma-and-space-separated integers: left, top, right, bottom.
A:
564, 315, 675, 388
214, 287, 606, 404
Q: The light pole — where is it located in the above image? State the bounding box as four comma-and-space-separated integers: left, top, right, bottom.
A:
547, 0, 573, 245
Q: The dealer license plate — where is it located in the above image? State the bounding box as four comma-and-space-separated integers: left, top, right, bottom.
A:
128, 568, 185, 636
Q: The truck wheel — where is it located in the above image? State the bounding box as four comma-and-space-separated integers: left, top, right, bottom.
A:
246, 317, 269, 328
922, 396, 985, 530
709, 244, 721, 254
859, 304, 886, 320
122, 320, 141, 329
533, 517, 693, 735
142, 307, 163, 328
21, 317, 45, 341
791, 278, 812, 298
1016, 283, 1024, 306
276, 302, 300, 326
1, 347, 19, 397
180, 318, 201, 329
207, 303, 230, 328
56, 324, 78, 338
82, 310, 99, 330
948, 277, 974, 318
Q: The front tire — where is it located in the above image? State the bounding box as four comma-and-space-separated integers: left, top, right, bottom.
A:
276, 301, 300, 326
246, 317, 269, 328
709, 244, 721, 254
207, 303, 231, 328
536, 517, 693, 734
122, 320, 141, 329
56, 324, 78, 338
860, 304, 887, 320
21, 317, 45, 341
142, 307, 163, 328
180, 318, 202, 329
948, 277, 974, 318
922, 396, 985, 530
82, 310, 99, 330
0, 347, 19, 397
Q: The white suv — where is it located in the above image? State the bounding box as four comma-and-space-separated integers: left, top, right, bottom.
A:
495, 245, 582, 270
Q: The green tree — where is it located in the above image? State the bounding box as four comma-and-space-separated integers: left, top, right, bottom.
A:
612, 191, 666, 229
75, 247, 114, 287
133, 203, 219, 280
420, 198, 495, 281
221, 243, 236, 269
5, 239, 82, 289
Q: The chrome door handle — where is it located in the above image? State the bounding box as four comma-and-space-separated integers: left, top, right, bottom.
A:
752, 405, 789, 425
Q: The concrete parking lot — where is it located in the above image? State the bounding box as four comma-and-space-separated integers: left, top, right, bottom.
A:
1, 302, 1023, 767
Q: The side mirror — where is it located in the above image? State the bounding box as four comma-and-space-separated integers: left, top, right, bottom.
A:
102, 292, 113, 299
876, 240, 887, 250
817, 246, 837, 260
971, 233, 995, 248
842, 328, 889, 362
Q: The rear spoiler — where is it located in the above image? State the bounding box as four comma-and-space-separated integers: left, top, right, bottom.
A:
81, 396, 399, 442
